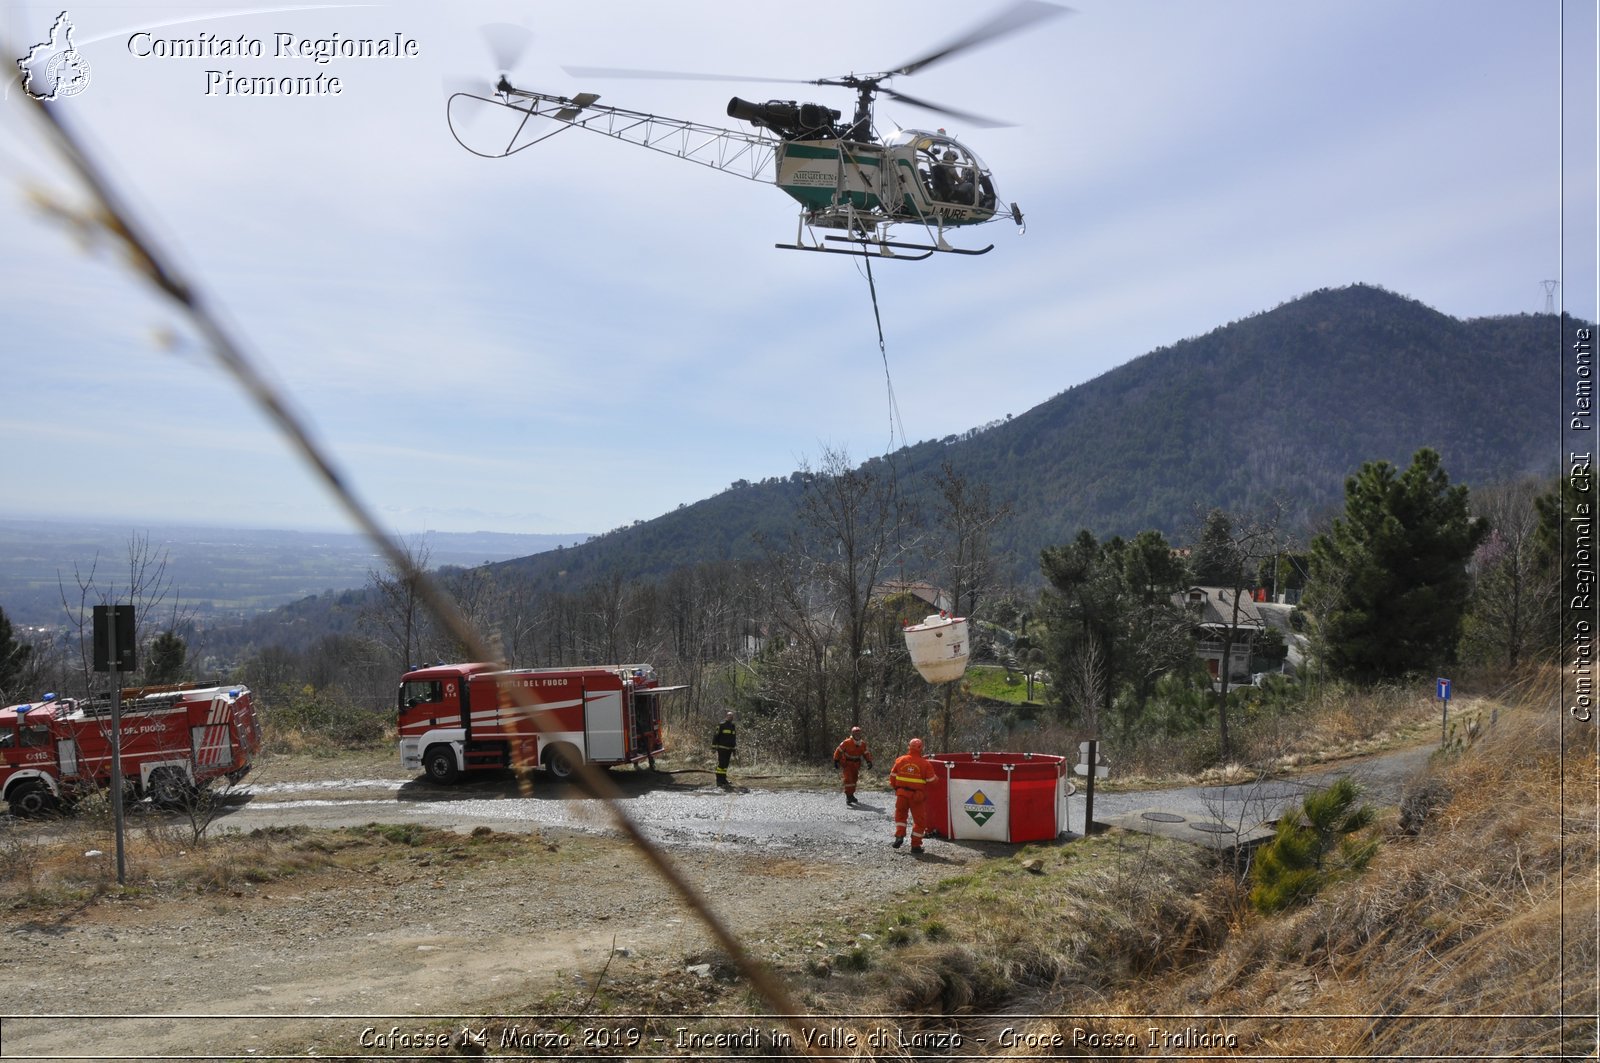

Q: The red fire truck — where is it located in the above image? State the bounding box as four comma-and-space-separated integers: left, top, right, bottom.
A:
397, 662, 674, 783
0, 683, 262, 816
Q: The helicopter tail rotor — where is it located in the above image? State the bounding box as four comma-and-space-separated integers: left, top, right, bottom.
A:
445, 22, 537, 135
445, 22, 536, 103
481, 22, 535, 85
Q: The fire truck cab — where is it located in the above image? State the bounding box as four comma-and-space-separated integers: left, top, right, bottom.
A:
397, 662, 673, 783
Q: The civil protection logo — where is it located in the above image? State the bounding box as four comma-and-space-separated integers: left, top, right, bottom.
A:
963, 789, 996, 826
16, 11, 92, 101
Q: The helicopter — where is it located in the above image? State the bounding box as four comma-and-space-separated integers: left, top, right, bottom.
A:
446, 2, 1067, 260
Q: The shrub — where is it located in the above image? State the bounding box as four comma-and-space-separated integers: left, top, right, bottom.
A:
263, 684, 387, 749
1249, 777, 1378, 914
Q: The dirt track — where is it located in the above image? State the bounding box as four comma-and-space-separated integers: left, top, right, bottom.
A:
0, 761, 966, 1061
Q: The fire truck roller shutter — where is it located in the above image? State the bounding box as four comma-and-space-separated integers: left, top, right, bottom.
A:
585, 689, 626, 763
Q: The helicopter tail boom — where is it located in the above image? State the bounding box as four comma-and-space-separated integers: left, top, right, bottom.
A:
448, 84, 780, 185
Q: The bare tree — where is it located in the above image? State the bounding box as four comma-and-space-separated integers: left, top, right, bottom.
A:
1464, 477, 1560, 669
362, 536, 434, 670
799, 447, 909, 728
662, 561, 751, 725
933, 460, 1011, 619
1066, 636, 1108, 738
56, 533, 192, 695
754, 540, 836, 757
438, 564, 505, 662
1188, 506, 1284, 761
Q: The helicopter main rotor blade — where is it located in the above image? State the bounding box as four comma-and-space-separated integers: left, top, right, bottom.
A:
892, 0, 1069, 77
880, 86, 1011, 128
562, 65, 816, 86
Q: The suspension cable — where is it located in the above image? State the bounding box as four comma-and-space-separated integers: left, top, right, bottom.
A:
859, 251, 906, 453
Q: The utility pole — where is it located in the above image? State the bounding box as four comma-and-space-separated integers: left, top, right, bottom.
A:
92, 604, 136, 885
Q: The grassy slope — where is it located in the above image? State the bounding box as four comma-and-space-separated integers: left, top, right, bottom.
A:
502, 669, 1594, 1060
848, 668, 1595, 1058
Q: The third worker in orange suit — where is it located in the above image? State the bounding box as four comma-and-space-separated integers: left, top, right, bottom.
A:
833, 725, 873, 806
889, 737, 935, 854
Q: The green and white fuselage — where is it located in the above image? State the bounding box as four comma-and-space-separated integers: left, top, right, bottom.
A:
775, 130, 999, 229
447, 84, 1020, 256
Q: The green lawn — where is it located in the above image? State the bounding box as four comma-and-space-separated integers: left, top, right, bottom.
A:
965, 663, 1046, 706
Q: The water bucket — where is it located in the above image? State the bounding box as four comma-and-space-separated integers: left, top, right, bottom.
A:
902, 613, 970, 684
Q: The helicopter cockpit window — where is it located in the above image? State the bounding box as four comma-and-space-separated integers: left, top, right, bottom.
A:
893, 132, 995, 209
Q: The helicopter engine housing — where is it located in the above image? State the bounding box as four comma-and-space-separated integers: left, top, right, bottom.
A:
727, 97, 842, 140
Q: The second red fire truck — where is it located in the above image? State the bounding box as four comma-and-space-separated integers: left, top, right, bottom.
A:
397, 662, 673, 782
0, 682, 262, 816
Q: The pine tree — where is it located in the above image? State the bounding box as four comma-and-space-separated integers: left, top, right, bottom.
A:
1249, 777, 1378, 913
1304, 449, 1489, 682
145, 629, 188, 685
0, 605, 32, 700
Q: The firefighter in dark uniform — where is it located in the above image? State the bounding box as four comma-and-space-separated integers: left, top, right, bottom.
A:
712, 710, 736, 789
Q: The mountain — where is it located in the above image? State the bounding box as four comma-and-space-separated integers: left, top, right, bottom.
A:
495, 284, 1570, 587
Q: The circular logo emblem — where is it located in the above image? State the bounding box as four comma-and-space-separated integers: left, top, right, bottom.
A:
45, 49, 91, 98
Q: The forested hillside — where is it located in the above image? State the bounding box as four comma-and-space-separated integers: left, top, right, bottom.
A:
6, 282, 1577, 766
499, 283, 1569, 588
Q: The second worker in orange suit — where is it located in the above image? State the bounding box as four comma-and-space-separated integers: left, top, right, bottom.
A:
833, 725, 873, 806
889, 737, 935, 854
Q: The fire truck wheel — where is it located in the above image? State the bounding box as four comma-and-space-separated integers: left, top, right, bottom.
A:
7, 782, 59, 818
422, 745, 461, 785
149, 768, 198, 808
543, 744, 580, 781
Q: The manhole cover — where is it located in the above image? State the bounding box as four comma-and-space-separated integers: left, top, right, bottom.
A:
1140, 812, 1185, 823
1189, 821, 1237, 834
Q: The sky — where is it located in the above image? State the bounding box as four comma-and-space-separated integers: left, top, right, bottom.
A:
1, 0, 1595, 538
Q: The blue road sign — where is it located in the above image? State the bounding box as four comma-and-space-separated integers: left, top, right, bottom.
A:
1436, 677, 1452, 701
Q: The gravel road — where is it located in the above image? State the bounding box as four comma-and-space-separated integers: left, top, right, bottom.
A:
213, 742, 1437, 845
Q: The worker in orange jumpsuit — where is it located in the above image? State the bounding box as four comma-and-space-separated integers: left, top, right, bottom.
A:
833, 725, 873, 806
889, 737, 935, 854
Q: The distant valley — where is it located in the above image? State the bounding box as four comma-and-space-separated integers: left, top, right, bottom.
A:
0, 521, 585, 628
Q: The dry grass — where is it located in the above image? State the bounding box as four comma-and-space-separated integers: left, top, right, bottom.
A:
761, 666, 1597, 1060
782, 836, 1232, 1024
0, 820, 554, 908
1089, 682, 1447, 791
1088, 665, 1599, 1058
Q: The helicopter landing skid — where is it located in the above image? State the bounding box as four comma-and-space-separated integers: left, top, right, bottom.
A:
775, 240, 934, 261
825, 235, 994, 256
